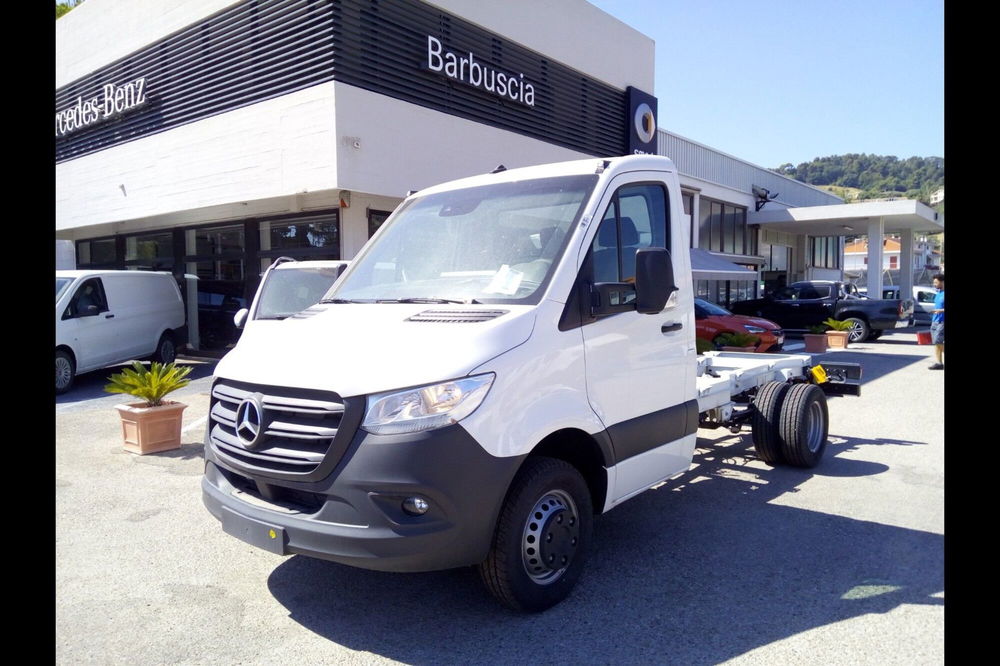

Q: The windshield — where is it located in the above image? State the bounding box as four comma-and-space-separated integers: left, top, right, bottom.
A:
328, 175, 598, 304
256, 266, 345, 319
695, 298, 732, 316
56, 277, 73, 302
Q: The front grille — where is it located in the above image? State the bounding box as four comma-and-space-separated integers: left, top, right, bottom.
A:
209, 379, 352, 477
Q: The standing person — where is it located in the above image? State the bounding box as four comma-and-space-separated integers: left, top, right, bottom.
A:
928, 273, 944, 370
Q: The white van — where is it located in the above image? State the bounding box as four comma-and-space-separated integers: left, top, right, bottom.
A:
233, 258, 351, 331
56, 270, 186, 393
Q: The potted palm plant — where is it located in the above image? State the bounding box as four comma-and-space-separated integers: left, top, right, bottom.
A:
822, 318, 852, 349
714, 331, 760, 352
105, 361, 193, 455
803, 324, 829, 353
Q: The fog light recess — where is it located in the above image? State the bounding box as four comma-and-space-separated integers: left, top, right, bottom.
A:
402, 497, 430, 516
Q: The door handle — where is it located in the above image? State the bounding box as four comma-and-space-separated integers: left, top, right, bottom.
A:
105, 314, 115, 319
661, 322, 682, 333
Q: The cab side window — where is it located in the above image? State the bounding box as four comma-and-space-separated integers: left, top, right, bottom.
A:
65, 278, 108, 318
589, 183, 668, 284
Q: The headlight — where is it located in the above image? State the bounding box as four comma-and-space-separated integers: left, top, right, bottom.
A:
362, 374, 495, 435
743, 325, 767, 334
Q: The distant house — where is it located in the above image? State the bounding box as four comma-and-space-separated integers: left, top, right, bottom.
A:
844, 236, 941, 272
930, 187, 945, 206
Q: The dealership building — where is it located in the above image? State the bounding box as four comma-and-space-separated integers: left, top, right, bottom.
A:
56, 0, 942, 351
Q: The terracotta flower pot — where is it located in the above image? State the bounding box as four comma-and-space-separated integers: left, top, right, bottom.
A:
115, 400, 187, 455
803, 333, 828, 353
825, 331, 849, 349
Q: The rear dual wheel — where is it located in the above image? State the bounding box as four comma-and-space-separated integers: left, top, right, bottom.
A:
751, 382, 829, 468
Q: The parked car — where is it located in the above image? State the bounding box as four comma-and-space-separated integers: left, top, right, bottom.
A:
859, 285, 937, 326
694, 298, 784, 352
56, 270, 186, 393
730, 280, 913, 343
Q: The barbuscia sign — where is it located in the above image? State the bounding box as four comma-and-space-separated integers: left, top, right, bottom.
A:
55, 78, 148, 138
426, 36, 535, 108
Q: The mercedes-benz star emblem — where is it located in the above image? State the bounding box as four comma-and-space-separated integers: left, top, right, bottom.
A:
235, 395, 265, 448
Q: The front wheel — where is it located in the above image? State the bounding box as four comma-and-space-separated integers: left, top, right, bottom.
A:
477, 457, 593, 612
56, 350, 75, 394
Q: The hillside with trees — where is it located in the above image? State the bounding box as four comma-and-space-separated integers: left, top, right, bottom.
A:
772, 154, 943, 204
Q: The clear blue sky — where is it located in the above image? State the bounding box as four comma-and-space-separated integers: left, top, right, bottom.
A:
587, 0, 944, 169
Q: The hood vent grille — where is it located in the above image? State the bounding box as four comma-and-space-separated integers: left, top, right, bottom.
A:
407, 309, 508, 323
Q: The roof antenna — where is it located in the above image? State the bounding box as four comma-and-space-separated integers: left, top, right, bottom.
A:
491, 164, 507, 174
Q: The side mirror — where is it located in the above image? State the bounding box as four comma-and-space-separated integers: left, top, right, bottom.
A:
233, 308, 248, 330
634, 247, 677, 314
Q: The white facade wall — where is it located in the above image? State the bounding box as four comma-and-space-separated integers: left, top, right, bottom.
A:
56, 0, 240, 88
56, 0, 654, 240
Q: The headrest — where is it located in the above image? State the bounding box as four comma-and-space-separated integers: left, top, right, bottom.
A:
620, 217, 639, 246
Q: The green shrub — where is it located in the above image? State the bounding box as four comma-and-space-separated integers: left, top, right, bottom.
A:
714, 331, 760, 348
822, 318, 853, 331
806, 324, 828, 334
696, 337, 716, 354
104, 361, 192, 407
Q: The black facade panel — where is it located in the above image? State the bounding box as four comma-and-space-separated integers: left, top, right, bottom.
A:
56, 0, 628, 164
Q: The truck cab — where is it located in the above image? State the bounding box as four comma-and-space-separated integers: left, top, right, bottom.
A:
202, 155, 851, 611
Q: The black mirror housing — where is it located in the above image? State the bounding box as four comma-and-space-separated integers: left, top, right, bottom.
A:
635, 247, 677, 314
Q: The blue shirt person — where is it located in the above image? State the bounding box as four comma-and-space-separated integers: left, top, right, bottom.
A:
928, 274, 944, 370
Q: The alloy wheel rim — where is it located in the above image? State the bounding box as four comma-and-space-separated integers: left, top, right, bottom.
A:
56, 357, 72, 389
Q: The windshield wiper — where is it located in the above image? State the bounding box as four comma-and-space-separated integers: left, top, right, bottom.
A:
320, 298, 370, 304
376, 297, 480, 304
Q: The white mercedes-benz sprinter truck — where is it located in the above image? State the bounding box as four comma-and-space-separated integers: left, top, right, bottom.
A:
202, 155, 858, 611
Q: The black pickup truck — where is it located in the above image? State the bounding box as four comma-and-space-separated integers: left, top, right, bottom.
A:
730, 280, 914, 342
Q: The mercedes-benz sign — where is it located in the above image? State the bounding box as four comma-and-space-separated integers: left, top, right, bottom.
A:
235, 394, 266, 448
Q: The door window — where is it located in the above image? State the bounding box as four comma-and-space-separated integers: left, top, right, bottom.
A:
589, 183, 668, 284
65, 278, 108, 318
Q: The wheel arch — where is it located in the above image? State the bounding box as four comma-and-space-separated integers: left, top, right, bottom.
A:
56, 344, 76, 365
523, 428, 610, 515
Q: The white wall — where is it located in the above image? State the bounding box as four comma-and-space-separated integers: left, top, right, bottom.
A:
56, 84, 339, 231
426, 0, 654, 91
56, 0, 240, 88
332, 83, 592, 200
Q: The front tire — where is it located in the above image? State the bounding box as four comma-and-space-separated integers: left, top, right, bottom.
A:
56, 350, 75, 394
477, 457, 593, 612
844, 317, 870, 343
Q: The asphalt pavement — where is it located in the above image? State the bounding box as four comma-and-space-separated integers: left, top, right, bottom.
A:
55, 328, 944, 664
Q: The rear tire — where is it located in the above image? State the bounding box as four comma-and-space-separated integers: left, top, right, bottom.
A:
477, 457, 593, 613
751, 381, 790, 466
778, 383, 829, 468
867, 329, 883, 341
844, 317, 869, 343
56, 350, 75, 394
152, 333, 176, 364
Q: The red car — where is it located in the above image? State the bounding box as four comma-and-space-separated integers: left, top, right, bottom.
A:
695, 298, 785, 352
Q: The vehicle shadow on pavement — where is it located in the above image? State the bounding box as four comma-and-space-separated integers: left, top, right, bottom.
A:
264, 433, 943, 665
56, 360, 216, 405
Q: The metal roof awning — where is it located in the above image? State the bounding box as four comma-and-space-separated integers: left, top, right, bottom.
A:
750, 199, 943, 236
689, 248, 758, 281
